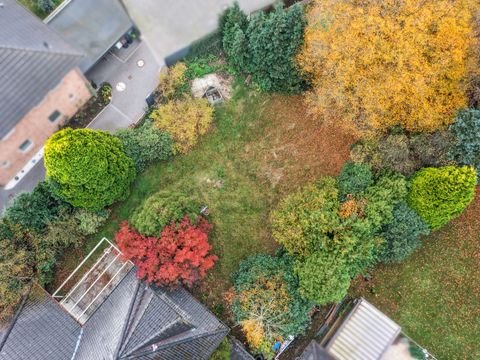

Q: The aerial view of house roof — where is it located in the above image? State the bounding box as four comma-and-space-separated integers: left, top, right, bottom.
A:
0, 0, 478, 359
0, 0, 82, 139
46, 0, 133, 72
0, 268, 228, 359
325, 299, 401, 360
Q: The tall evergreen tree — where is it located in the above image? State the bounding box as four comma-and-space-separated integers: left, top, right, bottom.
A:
246, 4, 307, 92
221, 3, 307, 92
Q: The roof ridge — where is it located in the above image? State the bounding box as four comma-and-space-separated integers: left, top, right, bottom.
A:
0, 44, 83, 58
113, 279, 142, 359
121, 318, 193, 357
119, 327, 230, 360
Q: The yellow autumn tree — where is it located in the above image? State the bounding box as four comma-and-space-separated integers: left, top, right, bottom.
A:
159, 62, 187, 99
298, 0, 474, 133
151, 97, 213, 154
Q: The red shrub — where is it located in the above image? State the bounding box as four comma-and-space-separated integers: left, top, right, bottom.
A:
115, 216, 217, 287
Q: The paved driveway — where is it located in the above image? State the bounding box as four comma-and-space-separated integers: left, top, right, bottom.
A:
122, 0, 274, 64
0, 159, 46, 213
87, 40, 161, 131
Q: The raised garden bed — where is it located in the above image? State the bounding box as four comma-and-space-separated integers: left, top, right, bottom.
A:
64, 83, 112, 129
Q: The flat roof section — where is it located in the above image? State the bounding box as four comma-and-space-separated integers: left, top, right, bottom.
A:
46, 0, 133, 72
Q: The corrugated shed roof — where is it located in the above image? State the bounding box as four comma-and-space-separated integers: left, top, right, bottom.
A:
46, 0, 133, 72
326, 299, 401, 360
0, 0, 82, 139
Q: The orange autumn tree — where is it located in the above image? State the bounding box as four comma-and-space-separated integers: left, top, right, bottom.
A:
298, 0, 474, 133
232, 254, 312, 357
115, 216, 217, 287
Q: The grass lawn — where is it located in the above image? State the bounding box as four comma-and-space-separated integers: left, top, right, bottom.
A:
18, 0, 63, 19
51, 80, 480, 359
54, 83, 355, 319
352, 189, 480, 359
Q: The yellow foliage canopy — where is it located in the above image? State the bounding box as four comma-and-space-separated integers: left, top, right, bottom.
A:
151, 97, 213, 154
298, 0, 474, 132
238, 276, 290, 354
158, 62, 187, 99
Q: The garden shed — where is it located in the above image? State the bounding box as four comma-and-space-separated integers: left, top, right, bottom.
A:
324, 298, 401, 360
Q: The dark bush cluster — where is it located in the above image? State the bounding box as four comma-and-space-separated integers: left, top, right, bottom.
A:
221, 2, 307, 92
350, 131, 454, 176
116, 120, 173, 172
0, 181, 110, 317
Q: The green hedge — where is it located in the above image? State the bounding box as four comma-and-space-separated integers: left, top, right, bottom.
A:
408, 166, 476, 230
44, 128, 135, 210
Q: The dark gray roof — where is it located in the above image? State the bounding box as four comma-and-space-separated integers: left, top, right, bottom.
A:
46, 0, 133, 72
0, 269, 229, 360
0, 0, 83, 139
0, 285, 81, 360
230, 337, 255, 360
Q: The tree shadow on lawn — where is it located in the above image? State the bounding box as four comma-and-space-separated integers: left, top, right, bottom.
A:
351, 188, 480, 359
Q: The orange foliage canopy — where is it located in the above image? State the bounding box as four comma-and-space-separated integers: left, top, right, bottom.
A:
298, 0, 474, 133
115, 216, 217, 287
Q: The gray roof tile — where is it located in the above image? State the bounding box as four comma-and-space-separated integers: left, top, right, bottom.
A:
0, 286, 81, 360
0, 267, 229, 360
46, 0, 133, 72
0, 0, 82, 139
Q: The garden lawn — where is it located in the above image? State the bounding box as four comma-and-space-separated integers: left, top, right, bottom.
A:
352, 188, 480, 359
18, 0, 63, 19
55, 83, 355, 319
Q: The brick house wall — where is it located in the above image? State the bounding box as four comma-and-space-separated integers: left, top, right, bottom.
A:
0, 68, 92, 186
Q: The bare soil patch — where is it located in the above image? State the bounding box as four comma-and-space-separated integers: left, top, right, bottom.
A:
251, 95, 357, 196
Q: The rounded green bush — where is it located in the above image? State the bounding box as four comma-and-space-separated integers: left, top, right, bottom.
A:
44, 128, 135, 210
295, 252, 351, 305
337, 162, 374, 198
379, 202, 430, 263
408, 166, 476, 230
116, 120, 173, 172
130, 191, 200, 236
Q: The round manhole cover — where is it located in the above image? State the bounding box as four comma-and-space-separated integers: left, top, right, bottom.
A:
137, 59, 145, 68
116, 82, 126, 92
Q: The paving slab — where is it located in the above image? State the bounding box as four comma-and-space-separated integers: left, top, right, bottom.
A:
87, 39, 161, 129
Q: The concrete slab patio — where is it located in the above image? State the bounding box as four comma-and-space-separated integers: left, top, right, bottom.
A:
87, 39, 161, 131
